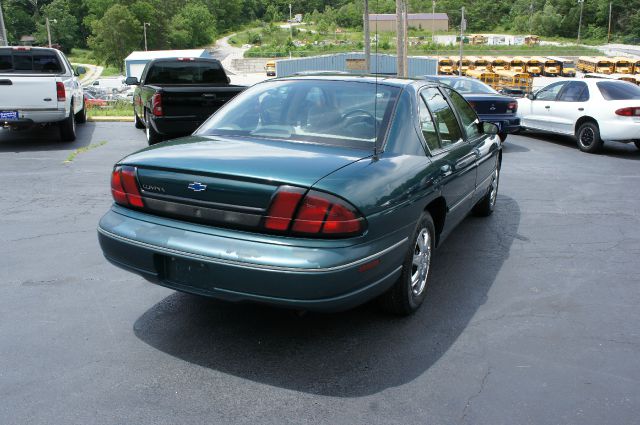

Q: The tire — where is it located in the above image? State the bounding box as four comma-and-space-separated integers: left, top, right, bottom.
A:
473, 165, 500, 217
379, 212, 435, 315
634, 140, 640, 150
576, 121, 603, 153
134, 112, 145, 129
145, 111, 163, 145
75, 99, 87, 124
59, 105, 76, 142
498, 133, 507, 143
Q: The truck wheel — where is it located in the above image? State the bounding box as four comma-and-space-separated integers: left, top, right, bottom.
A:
59, 106, 76, 142
576, 121, 603, 153
134, 113, 145, 129
75, 99, 87, 124
379, 212, 435, 315
145, 111, 163, 145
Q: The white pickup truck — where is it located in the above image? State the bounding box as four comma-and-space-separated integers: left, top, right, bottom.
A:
0, 46, 86, 141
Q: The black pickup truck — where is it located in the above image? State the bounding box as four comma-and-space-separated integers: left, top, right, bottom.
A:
125, 58, 246, 145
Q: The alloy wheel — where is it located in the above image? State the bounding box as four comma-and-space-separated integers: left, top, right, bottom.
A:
411, 228, 432, 297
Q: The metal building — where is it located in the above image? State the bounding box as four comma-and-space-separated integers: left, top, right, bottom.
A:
368, 13, 449, 32
275, 53, 437, 78
124, 49, 212, 79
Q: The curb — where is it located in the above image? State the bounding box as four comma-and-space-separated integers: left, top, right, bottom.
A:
87, 116, 134, 122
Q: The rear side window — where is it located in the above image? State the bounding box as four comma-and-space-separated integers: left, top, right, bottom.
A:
557, 82, 589, 102
444, 88, 482, 140
0, 49, 63, 73
145, 61, 227, 84
420, 87, 463, 149
597, 81, 640, 100
535, 82, 566, 101
418, 96, 440, 152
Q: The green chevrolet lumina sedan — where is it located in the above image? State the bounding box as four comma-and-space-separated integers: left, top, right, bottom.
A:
98, 75, 502, 315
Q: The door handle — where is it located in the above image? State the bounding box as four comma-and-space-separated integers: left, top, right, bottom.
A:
545, 105, 551, 109
578, 107, 584, 111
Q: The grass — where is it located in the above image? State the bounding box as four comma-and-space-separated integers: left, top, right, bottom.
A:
64, 141, 107, 163
67, 48, 123, 77
86, 101, 134, 117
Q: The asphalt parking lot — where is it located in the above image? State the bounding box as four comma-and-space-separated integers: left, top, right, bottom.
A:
1, 123, 639, 425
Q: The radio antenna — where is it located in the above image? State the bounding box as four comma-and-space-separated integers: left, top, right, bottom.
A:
373, 0, 379, 159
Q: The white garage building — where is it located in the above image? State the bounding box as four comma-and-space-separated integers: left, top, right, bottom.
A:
124, 49, 212, 79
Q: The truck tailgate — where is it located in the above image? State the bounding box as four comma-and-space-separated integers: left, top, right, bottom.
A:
158, 85, 244, 119
0, 77, 59, 110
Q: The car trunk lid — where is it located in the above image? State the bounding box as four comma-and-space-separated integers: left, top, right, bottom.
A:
466, 95, 513, 114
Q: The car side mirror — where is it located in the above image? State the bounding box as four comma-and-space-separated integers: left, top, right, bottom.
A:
75, 66, 86, 76
481, 121, 499, 135
526, 93, 535, 100
125, 77, 139, 85
227, 76, 231, 84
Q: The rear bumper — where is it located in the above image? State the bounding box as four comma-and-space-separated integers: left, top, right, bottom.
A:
599, 119, 640, 142
478, 114, 520, 134
149, 116, 205, 138
1, 109, 66, 126
97, 207, 409, 311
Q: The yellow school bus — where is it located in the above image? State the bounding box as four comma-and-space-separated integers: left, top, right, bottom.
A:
616, 74, 640, 85
542, 57, 561, 77
578, 57, 614, 74
613, 57, 633, 74
467, 56, 490, 72
634, 59, 640, 74
496, 70, 532, 94
509, 57, 526, 73
451, 56, 471, 75
524, 57, 543, 76
466, 69, 499, 88
469, 35, 488, 45
547, 56, 576, 77
438, 57, 455, 75
265, 61, 276, 76
486, 57, 508, 72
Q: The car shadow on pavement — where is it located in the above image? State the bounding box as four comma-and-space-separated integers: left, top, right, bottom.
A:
133, 195, 521, 397
523, 130, 640, 159
0, 122, 95, 153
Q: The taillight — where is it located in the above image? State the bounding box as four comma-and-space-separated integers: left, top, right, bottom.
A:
507, 101, 518, 113
56, 82, 65, 101
110, 166, 144, 208
615, 107, 640, 117
264, 187, 365, 237
151, 93, 163, 117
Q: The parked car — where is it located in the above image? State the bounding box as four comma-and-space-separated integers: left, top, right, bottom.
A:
517, 78, 640, 153
91, 77, 127, 93
0, 46, 86, 141
425, 75, 520, 143
84, 92, 108, 107
125, 57, 246, 145
98, 76, 502, 315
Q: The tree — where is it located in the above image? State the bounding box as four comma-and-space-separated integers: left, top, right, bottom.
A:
88, 4, 140, 72
35, 0, 79, 52
168, 2, 215, 48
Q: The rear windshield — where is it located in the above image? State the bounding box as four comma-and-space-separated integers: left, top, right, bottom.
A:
144, 61, 227, 85
597, 81, 640, 100
434, 78, 497, 94
0, 49, 64, 73
196, 79, 400, 148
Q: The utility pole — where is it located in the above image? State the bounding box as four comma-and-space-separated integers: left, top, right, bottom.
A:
289, 4, 292, 21
403, 0, 408, 75
143, 22, 150, 51
431, 0, 436, 42
45, 18, 56, 48
364, 0, 370, 73
529, 1, 533, 35
0, 1, 8, 47
577, 0, 584, 45
459, 7, 465, 76
607, 2, 612, 44
395, 0, 406, 77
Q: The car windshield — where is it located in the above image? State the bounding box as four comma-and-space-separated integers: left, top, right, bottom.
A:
196, 79, 401, 148
433, 78, 497, 94
597, 81, 640, 100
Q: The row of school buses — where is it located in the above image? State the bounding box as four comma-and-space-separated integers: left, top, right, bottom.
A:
437, 56, 578, 77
